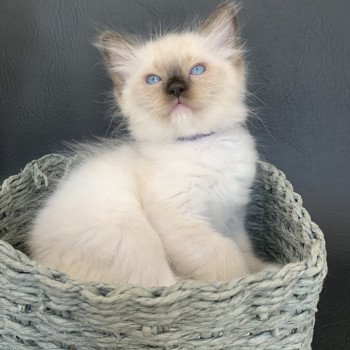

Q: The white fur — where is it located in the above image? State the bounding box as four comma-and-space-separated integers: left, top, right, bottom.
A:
30, 128, 265, 286
29, 3, 271, 287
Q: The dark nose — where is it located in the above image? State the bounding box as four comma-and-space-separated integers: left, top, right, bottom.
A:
167, 81, 187, 98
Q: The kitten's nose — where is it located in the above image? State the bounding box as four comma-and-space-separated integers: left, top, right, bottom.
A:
167, 80, 187, 98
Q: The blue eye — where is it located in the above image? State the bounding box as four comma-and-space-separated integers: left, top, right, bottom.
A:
146, 75, 161, 85
190, 64, 206, 75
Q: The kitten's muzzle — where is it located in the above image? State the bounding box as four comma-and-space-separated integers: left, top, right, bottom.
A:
166, 78, 188, 98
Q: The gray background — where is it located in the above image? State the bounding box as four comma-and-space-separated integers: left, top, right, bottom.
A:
1, 1, 349, 348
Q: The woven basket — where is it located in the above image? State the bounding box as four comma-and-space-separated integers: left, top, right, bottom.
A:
0, 154, 327, 350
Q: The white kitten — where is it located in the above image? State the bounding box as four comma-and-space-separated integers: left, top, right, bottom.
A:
29, 2, 269, 287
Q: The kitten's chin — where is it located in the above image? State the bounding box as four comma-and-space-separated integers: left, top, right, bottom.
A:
172, 102, 190, 114
169, 101, 192, 117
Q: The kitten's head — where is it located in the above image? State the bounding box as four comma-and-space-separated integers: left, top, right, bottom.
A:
99, 2, 247, 142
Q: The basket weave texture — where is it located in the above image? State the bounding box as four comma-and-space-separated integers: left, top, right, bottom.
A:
0, 154, 327, 350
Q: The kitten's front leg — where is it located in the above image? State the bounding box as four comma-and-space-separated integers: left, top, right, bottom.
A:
149, 213, 249, 281
170, 226, 249, 281
234, 231, 281, 273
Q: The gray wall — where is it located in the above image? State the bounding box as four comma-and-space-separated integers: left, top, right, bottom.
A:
1, 1, 349, 348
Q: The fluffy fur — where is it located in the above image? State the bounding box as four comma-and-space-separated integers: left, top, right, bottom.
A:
29, 2, 270, 287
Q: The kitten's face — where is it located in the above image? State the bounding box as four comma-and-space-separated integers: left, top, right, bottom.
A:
100, 2, 247, 142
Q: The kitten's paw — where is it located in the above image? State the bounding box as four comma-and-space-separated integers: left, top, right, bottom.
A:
158, 274, 178, 287
260, 262, 282, 272
247, 256, 281, 274
128, 266, 177, 288
187, 237, 250, 282
243, 250, 281, 274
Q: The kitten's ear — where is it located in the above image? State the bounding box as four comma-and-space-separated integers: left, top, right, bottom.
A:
201, 2, 239, 53
98, 31, 138, 91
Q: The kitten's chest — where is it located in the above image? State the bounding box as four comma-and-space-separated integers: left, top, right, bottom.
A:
139, 133, 257, 214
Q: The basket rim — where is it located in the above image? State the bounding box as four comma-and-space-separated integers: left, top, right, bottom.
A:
0, 153, 327, 299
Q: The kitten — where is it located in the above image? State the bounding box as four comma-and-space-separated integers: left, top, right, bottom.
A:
29, 2, 269, 287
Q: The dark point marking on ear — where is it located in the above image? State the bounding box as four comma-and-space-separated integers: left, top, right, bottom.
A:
200, 2, 244, 67
202, 1, 239, 36
200, 1, 242, 61
98, 31, 139, 95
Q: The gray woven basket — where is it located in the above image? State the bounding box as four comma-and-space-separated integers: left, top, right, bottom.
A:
0, 154, 327, 350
